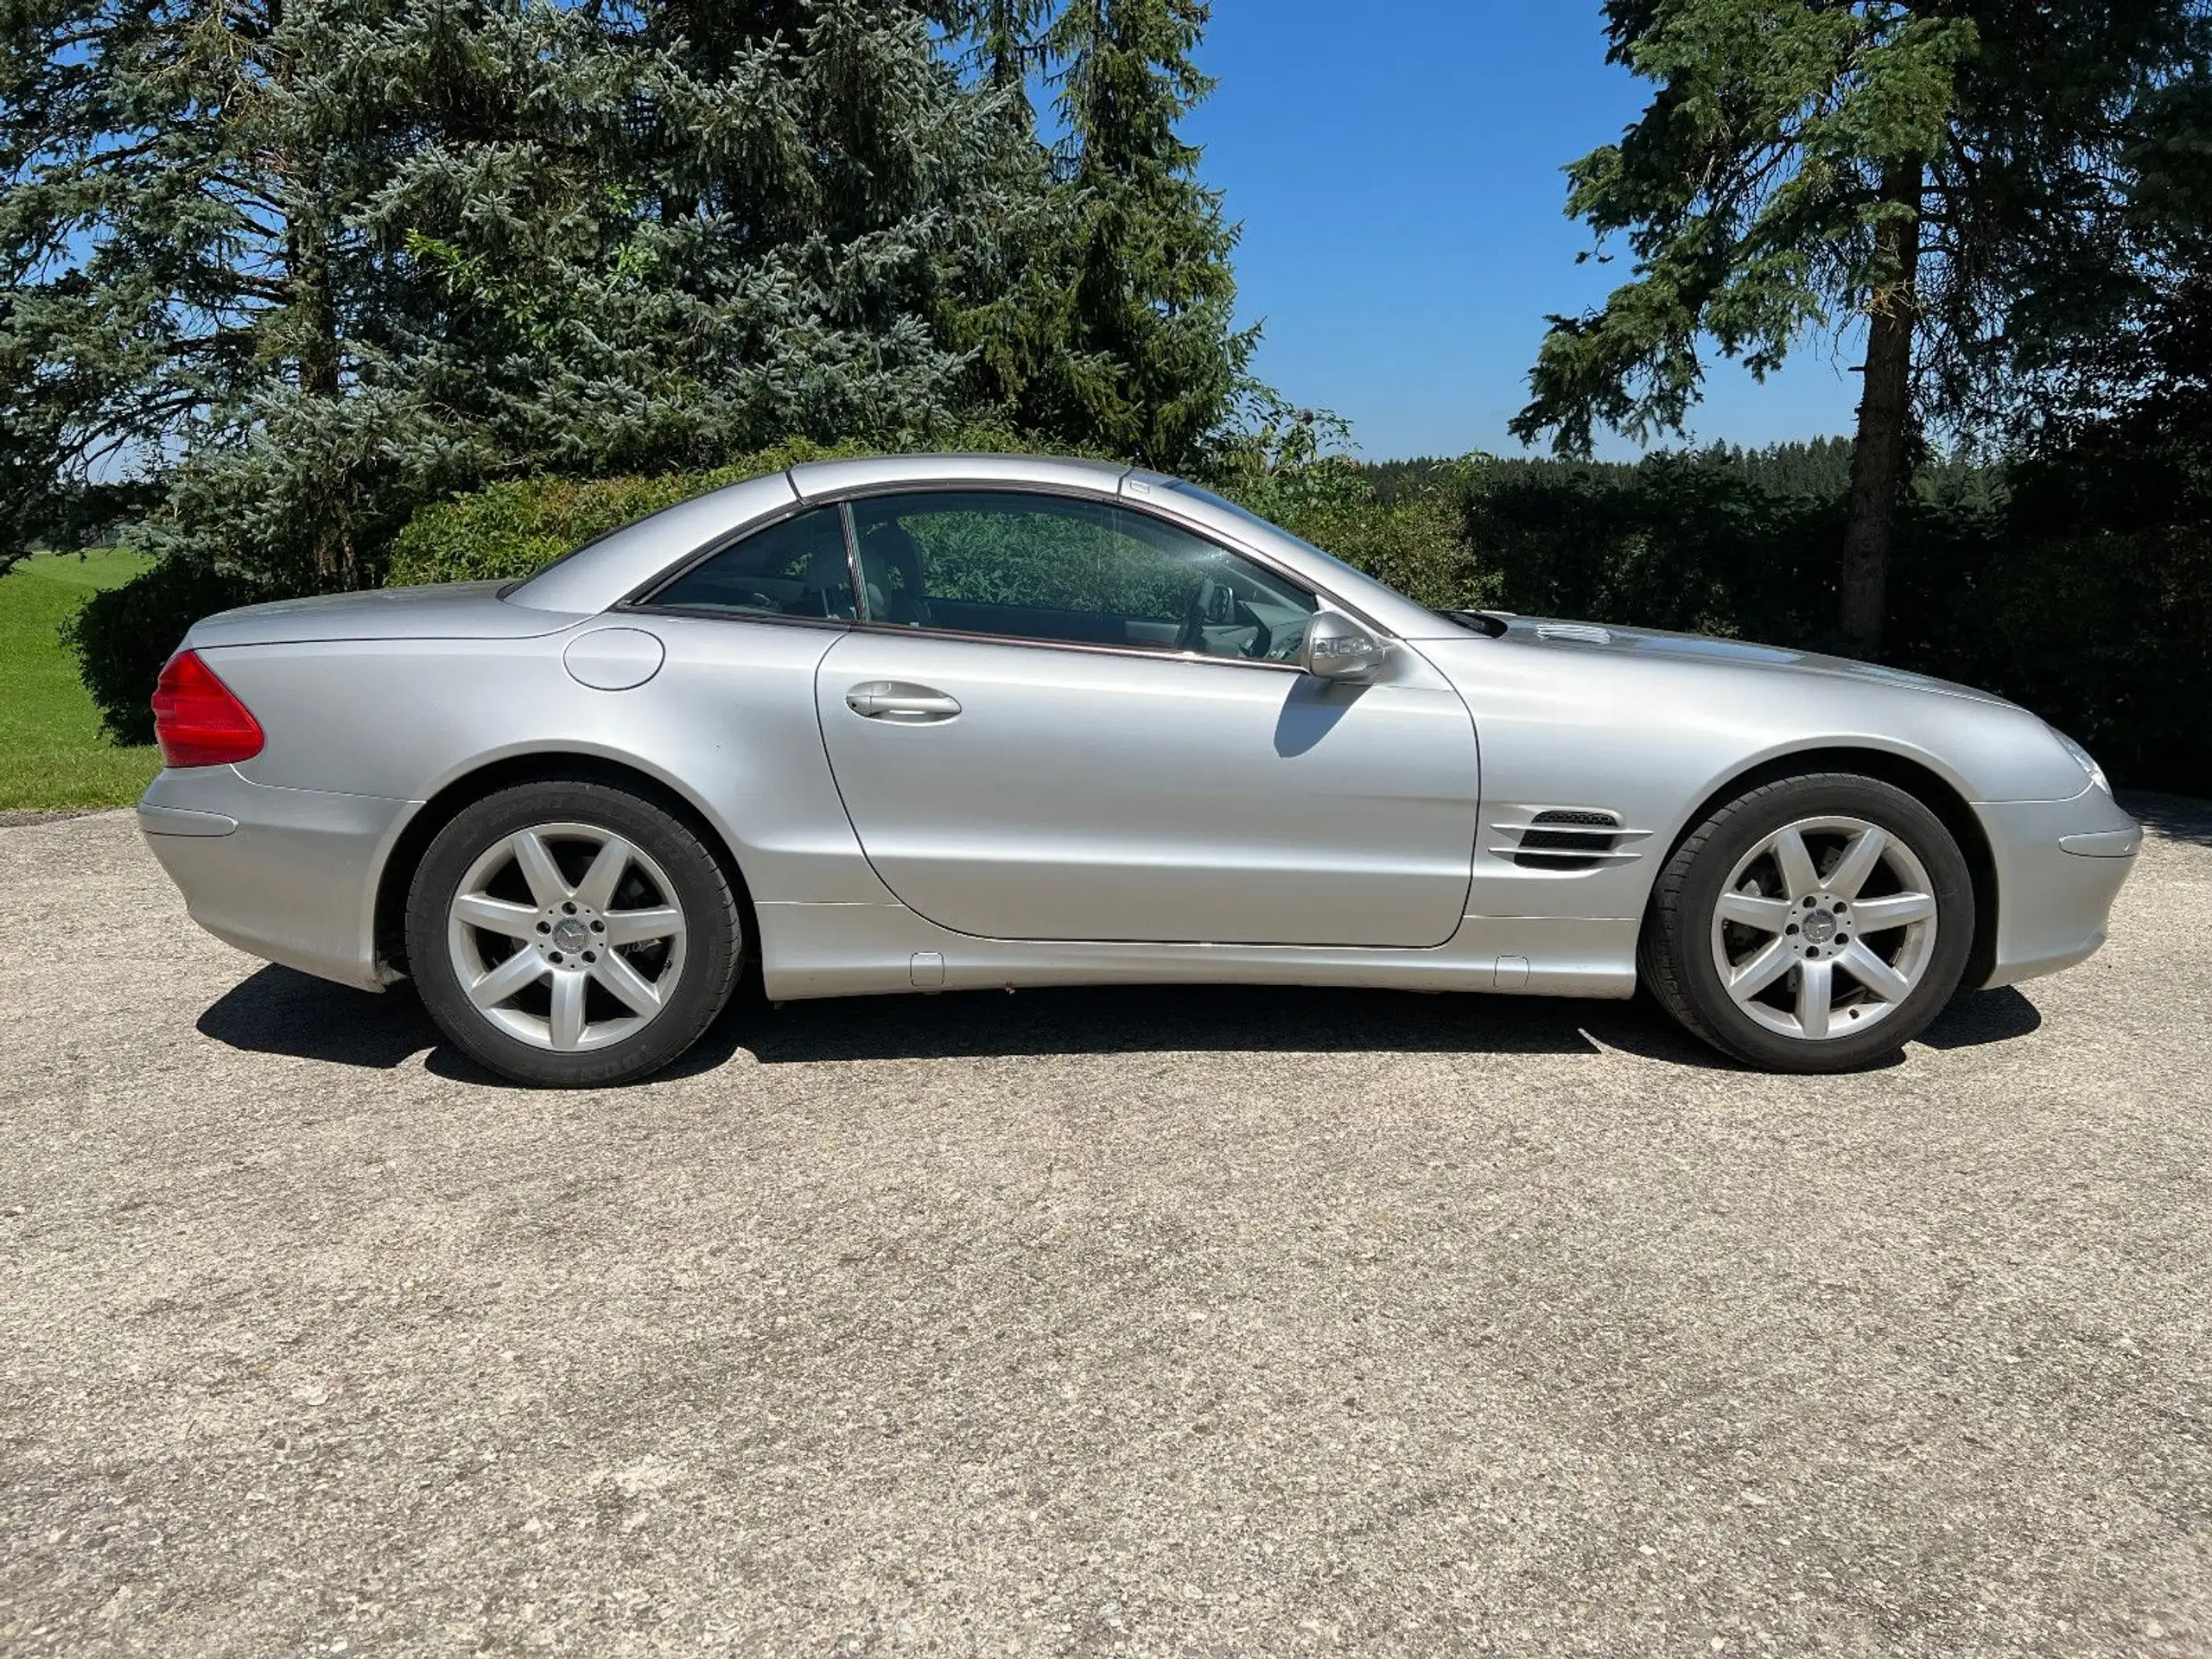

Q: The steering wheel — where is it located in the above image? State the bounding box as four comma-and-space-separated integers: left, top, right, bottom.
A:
1241, 608, 1274, 659
1175, 586, 1211, 653
1178, 579, 1272, 659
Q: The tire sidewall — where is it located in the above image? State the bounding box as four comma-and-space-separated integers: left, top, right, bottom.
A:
406, 782, 741, 1087
1669, 775, 1975, 1071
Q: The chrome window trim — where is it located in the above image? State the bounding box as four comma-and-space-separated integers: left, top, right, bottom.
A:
837, 499, 866, 623
620, 605, 855, 635
840, 618, 1308, 675
830, 483, 1348, 669
828, 479, 1335, 601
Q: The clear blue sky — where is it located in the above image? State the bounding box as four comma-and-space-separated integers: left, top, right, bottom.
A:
1183, 1, 1864, 461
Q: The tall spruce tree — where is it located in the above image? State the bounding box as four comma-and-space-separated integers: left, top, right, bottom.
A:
2, 0, 1069, 588
1022, 0, 1250, 472
1510, 1, 2209, 652
933, 0, 1053, 118
383, 0, 1054, 474
0, 0, 421, 585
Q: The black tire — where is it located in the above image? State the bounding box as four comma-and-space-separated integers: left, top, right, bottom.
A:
1640, 772, 1975, 1072
406, 781, 743, 1087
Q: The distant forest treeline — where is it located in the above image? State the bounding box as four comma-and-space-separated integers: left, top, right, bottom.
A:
1362, 438, 1999, 509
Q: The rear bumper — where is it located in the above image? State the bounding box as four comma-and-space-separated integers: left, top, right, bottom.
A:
1975, 790, 2141, 989
138, 767, 411, 992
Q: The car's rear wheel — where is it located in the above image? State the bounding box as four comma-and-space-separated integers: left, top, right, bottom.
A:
406, 781, 742, 1087
1640, 773, 1975, 1071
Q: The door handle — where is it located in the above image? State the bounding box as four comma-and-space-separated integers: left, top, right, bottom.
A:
846, 681, 962, 723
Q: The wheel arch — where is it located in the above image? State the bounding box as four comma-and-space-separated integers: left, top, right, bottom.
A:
372, 751, 759, 982
1645, 745, 1999, 993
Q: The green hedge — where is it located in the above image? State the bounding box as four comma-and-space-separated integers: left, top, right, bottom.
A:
386, 441, 874, 587
1465, 456, 1842, 645
1230, 455, 1489, 614
64, 558, 264, 746
1964, 526, 2211, 798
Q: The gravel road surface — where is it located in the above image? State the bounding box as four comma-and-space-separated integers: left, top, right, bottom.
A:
3, 802, 2209, 1656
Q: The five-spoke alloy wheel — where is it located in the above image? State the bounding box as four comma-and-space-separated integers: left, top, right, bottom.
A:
408, 781, 743, 1086
1643, 774, 1975, 1071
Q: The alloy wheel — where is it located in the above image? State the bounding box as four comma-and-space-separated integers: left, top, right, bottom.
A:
444, 821, 689, 1053
1707, 815, 1940, 1042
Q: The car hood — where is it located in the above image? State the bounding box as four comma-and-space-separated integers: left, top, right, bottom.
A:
1479, 615, 2018, 709
186, 582, 584, 649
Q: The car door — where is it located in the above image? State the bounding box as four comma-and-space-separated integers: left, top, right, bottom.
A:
809, 487, 1480, 948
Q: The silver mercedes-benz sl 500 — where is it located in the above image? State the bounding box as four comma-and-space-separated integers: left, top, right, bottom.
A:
138, 454, 2140, 1086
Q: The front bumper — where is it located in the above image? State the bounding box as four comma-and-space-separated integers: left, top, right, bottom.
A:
138, 767, 412, 992
1974, 788, 2141, 989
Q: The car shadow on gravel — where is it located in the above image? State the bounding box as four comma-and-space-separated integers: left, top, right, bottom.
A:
721, 983, 1683, 1069
671, 982, 2041, 1077
1916, 984, 2044, 1048
197, 965, 441, 1069
197, 963, 2044, 1082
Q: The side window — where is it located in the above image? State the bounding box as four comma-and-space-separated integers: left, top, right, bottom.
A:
647, 506, 854, 620
847, 491, 1318, 662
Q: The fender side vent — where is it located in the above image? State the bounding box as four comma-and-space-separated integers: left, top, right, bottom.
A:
1494, 809, 1646, 871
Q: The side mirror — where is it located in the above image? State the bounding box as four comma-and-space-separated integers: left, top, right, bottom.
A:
1301, 611, 1389, 681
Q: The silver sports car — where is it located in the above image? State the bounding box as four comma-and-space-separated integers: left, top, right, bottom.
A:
139, 454, 2140, 1085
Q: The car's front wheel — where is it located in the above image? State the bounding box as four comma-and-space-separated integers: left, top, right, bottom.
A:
406, 781, 743, 1087
1641, 773, 1976, 1071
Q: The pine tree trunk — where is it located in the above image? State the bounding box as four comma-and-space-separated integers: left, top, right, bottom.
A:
290, 221, 340, 402
283, 168, 349, 587
261, 0, 351, 588
1839, 158, 1923, 656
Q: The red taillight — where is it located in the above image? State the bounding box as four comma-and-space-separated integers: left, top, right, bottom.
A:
151, 649, 264, 768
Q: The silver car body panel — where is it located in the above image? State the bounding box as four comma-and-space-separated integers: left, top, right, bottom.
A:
138, 762, 412, 988
139, 453, 2139, 1008
811, 629, 1480, 947
1974, 794, 2144, 985
185, 580, 581, 648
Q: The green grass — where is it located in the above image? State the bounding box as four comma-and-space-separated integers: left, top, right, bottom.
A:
0, 549, 162, 810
